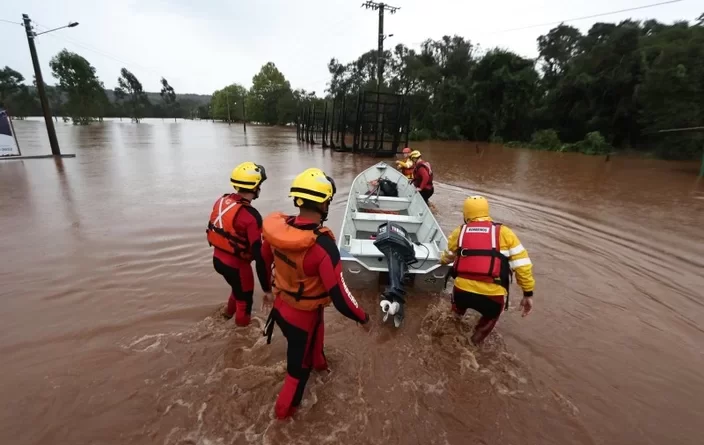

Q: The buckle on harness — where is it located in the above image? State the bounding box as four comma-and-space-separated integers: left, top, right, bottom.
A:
263, 309, 276, 344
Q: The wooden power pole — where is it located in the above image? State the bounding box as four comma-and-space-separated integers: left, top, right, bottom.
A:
22, 14, 61, 156
362, 2, 400, 91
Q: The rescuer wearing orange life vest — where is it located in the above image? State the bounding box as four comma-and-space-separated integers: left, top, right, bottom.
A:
206, 162, 272, 327
440, 196, 535, 345
261, 168, 370, 420
410, 150, 434, 204
395, 147, 414, 180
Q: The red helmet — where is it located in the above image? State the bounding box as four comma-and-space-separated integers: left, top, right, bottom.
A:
402, 147, 411, 154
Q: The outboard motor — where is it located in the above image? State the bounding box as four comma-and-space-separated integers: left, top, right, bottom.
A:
373, 222, 416, 327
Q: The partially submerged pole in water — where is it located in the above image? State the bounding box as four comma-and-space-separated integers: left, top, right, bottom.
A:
226, 91, 231, 126
22, 14, 61, 156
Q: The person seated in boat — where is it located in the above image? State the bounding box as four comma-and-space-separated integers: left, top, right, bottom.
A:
395, 147, 414, 181
410, 150, 434, 204
260, 167, 370, 420
439, 196, 535, 345
206, 162, 272, 327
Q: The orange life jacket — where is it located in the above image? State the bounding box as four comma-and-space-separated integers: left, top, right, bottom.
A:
452, 221, 509, 288
206, 194, 253, 261
262, 212, 334, 311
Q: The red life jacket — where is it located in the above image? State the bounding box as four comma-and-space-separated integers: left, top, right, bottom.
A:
206, 194, 253, 261
413, 161, 433, 190
452, 221, 509, 287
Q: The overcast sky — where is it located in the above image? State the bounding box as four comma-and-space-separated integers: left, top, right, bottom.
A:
2, 0, 700, 96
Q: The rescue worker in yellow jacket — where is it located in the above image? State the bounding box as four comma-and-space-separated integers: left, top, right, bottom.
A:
395, 147, 414, 180
440, 195, 534, 345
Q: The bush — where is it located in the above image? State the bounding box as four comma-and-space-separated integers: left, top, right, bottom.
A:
580, 131, 611, 155
489, 134, 503, 144
530, 129, 561, 151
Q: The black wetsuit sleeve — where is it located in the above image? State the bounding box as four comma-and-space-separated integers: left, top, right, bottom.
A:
242, 206, 271, 292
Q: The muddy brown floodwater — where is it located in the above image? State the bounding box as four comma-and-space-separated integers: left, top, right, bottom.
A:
1, 119, 703, 445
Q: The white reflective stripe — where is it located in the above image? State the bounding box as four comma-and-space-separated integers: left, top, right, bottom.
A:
500, 250, 510, 256
214, 197, 225, 228
508, 244, 525, 256
458, 224, 466, 248
509, 258, 532, 269
490, 224, 496, 249
214, 199, 239, 229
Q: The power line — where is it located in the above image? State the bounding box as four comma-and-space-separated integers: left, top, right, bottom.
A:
34, 23, 160, 73
495, 0, 685, 34
32, 22, 183, 87
0, 18, 22, 26
408, 0, 685, 46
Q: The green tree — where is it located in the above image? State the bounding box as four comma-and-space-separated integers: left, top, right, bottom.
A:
537, 24, 582, 90
115, 68, 149, 123
211, 84, 247, 122
248, 62, 294, 125
472, 49, 540, 142
637, 20, 704, 158
160, 77, 179, 122
0, 66, 25, 104
322, 16, 704, 160
5, 86, 38, 119
49, 49, 107, 125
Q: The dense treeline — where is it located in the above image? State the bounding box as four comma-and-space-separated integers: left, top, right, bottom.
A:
0, 51, 315, 127
327, 15, 704, 159
0, 51, 209, 124
209, 62, 321, 125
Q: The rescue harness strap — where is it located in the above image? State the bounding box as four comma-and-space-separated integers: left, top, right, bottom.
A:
273, 249, 329, 302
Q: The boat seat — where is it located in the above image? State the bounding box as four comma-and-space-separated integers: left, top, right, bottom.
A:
356, 196, 412, 203
356, 195, 412, 213
352, 212, 423, 224
348, 239, 441, 261
351, 212, 423, 233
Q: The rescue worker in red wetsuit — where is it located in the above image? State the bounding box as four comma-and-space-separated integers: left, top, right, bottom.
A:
395, 147, 414, 180
206, 161, 272, 326
261, 167, 370, 420
410, 150, 434, 204
440, 195, 535, 345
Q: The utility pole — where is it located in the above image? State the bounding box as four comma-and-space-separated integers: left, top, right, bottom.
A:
242, 99, 247, 133
22, 14, 61, 156
226, 90, 231, 125
361, 1, 400, 91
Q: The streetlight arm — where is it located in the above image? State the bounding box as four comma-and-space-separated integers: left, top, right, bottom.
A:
34, 22, 79, 36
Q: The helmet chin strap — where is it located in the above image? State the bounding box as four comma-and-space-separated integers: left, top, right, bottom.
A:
313, 201, 330, 224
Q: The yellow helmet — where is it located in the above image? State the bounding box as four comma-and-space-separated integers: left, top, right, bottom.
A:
463, 195, 490, 221
230, 161, 267, 190
409, 150, 421, 160
289, 168, 335, 204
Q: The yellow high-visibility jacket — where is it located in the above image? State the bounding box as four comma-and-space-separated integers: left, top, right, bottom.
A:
440, 217, 535, 297
395, 158, 414, 180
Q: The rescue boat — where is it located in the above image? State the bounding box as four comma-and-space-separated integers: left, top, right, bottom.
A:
338, 162, 451, 293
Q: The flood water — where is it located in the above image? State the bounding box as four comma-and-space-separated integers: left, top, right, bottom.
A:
1, 118, 703, 445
